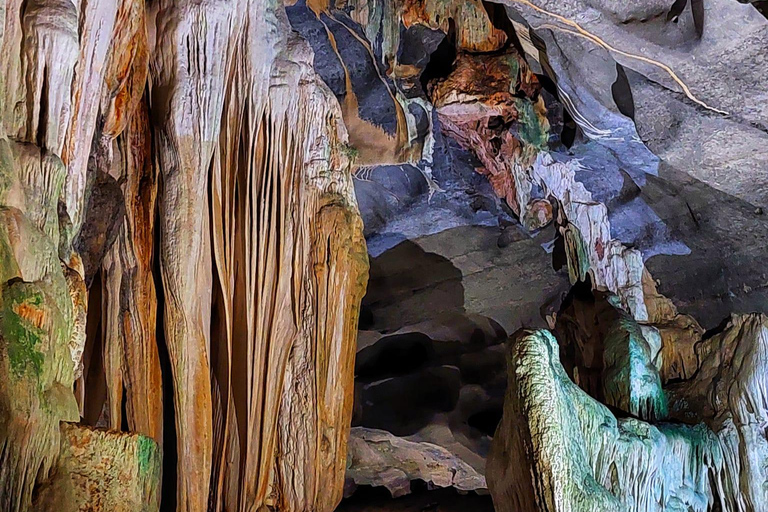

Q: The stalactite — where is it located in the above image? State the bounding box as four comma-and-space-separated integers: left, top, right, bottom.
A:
207, 5, 368, 510
556, 291, 667, 421
149, 0, 242, 506
117, 97, 163, 443
667, 314, 768, 510
427, 46, 705, 386
98, 95, 162, 442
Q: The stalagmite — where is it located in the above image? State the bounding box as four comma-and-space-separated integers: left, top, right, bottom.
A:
488, 329, 723, 512
32, 423, 161, 512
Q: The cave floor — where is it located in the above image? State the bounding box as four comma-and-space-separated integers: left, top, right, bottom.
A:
336, 487, 494, 512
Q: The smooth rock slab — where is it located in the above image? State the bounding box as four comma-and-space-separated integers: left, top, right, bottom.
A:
346, 427, 486, 498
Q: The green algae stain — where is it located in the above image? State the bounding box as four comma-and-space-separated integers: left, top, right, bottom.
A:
2, 286, 46, 380
340, 142, 360, 163
514, 98, 549, 149
137, 435, 158, 476
506, 55, 520, 94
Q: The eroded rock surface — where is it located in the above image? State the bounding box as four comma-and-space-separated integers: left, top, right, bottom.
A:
489, 330, 723, 512
667, 314, 768, 509
346, 427, 486, 497
33, 423, 161, 512
490, 318, 768, 511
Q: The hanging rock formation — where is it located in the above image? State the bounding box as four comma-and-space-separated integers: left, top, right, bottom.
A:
1, 0, 768, 510
0, 0, 367, 511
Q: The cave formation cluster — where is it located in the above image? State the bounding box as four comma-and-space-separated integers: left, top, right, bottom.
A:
1, 0, 768, 511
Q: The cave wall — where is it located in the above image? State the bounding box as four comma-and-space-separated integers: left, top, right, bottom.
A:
289, 0, 768, 509
1, 0, 768, 511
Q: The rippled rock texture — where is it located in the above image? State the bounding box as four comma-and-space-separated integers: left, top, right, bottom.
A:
488, 329, 722, 512
2, 0, 768, 511
0, 1, 366, 511
489, 318, 768, 512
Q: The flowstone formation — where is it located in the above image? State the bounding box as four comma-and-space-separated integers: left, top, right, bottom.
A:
0, 1, 366, 512
488, 317, 768, 512
1, 0, 768, 511
487, 329, 723, 512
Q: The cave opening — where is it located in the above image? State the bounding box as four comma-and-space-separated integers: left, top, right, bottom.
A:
466, 408, 504, 437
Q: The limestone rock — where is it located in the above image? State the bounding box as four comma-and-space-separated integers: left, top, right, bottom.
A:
556, 289, 667, 421
345, 0, 507, 63
493, 0, 768, 325
33, 423, 161, 512
0, 139, 79, 512
488, 329, 724, 512
667, 314, 768, 509
287, 2, 429, 165
346, 427, 486, 497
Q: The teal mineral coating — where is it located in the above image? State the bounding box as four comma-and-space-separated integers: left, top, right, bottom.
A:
491, 329, 725, 512
514, 97, 548, 149
137, 435, 158, 476
603, 315, 668, 421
